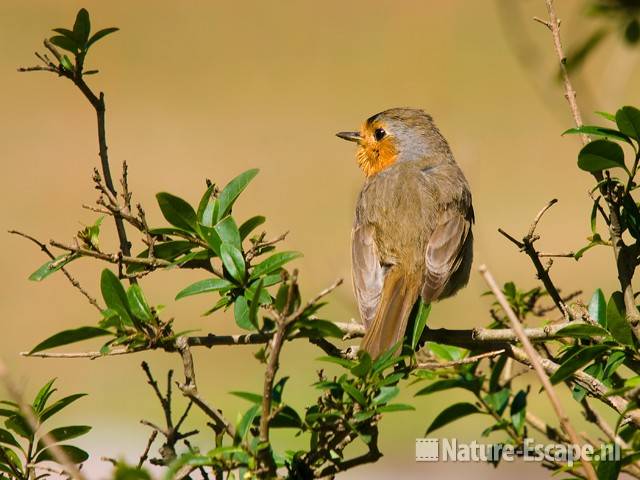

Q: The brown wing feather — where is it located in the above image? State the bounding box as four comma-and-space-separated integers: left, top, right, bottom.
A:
422, 209, 472, 303
351, 224, 384, 329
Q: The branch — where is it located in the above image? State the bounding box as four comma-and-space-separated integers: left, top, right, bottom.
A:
480, 265, 597, 480
535, 0, 640, 338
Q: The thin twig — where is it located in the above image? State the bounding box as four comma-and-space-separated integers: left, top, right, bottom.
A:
479, 264, 597, 480
417, 349, 506, 369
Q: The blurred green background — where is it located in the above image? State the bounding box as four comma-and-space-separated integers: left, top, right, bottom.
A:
2, 1, 640, 478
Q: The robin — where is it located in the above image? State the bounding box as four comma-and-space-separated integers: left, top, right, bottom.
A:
337, 107, 474, 358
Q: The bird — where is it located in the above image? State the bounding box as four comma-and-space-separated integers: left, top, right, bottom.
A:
336, 107, 474, 358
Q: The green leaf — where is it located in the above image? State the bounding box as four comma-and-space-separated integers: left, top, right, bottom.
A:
589, 289, 607, 327
248, 279, 263, 328
270, 405, 302, 428
49, 35, 79, 53
60, 55, 74, 72
156, 192, 197, 232
29, 254, 77, 281
415, 377, 481, 396
33, 379, 57, 413
5, 414, 31, 438
234, 404, 259, 445
239, 216, 266, 240
229, 391, 262, 404
30, 327, 111, 354
350, 352, 372, 378
510, 390, 527, 435
373, 386, 399, 405
220, 243, 246, 284
607, 292, 636, 349
549, 345, 610, 384
39, 394, 86, 423
316, 356, 356, 369
376, 403, 415, 413
234, 296, 253, 330
87, 27, 119, 48
577, 139, 626, 173
0, 429, 20, 449
556, 323, 609, 338
616, 106, 640, 141
426, 402, 481, 434
411, 301, 431, 349
100, 269, 132, 326
217, 169, 259, 221
39, 425, 91, 446
72, 8, 91, 45
341, 382, 366, 405
427, 342, 464, 361
35, 444, 88, 463
596, 111, 616, 122
250, 251, 302, 280
563, 125, 632, 145
215, 216, 241, 250
126, 285, 153, 322
196, 184, 217, 228
175, 278, 233, 300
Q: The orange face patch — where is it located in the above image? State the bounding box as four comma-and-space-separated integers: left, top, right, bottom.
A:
356, 123, 398, 177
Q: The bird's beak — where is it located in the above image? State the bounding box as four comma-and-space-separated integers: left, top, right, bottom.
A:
336, 131, 362, 144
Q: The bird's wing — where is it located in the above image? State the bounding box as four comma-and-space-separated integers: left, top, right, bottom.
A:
351, 224, 384, 329
422, 208, 472, 303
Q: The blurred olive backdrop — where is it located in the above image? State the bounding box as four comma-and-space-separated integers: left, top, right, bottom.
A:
2, 1, 640, 478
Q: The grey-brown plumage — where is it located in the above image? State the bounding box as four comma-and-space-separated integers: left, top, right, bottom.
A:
338, 108, 474, 358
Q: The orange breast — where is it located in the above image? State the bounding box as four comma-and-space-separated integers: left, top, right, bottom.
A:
357, 140, 398, 177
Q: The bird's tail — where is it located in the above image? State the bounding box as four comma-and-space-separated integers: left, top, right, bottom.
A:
361, 267, 423, 358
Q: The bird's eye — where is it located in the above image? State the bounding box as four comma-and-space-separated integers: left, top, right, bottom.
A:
374, 128, 386, 141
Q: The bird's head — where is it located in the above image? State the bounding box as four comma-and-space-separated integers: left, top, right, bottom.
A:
337, 107, 450, 177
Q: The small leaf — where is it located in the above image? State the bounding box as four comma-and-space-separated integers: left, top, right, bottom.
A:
234, 296, 253, 330
30, 327, 111, 354
616, 106, 640, 141
607, 292, 636, 349
510, 390, 527, 435
350, 352, 372, 378
40, 394, 86, 423
341, 382, 366, 405
175, 278, 233, 300
234, 405, 259, 445
0, 429, 20, 448
248, 279, 263, 328
87, 27, 119, 48
229, 391, 262, 404
217, 169, 259, 221
556, 323, 609, 338
60, 55, 74, 71
29, 254, 77, 282
39, 425, 91, 445
250, 252, 302, 280
577, 139, 626, 173
33, 379, 57, 413
220, 243, 245, 284
426, 402, 481, 434
126, 285, 153, 322
563, 125, 632, 145
49, 35, 79, 53
196, 184, 217, 228
73, 8, 91, 45
376, 403, 415, 413
589, 288, 607, 328
549, 345, 610, 384
215, 216, 241, 250
373, 386, 399, 405
35, 444, 88, 463
101, 269, 132, 326
239, 216, 266, 240
415, 377, 481, 396
411, 301, 431, 349
156, 192, 197, 232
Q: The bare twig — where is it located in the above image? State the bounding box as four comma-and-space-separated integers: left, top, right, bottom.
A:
479, 265, 597, 480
